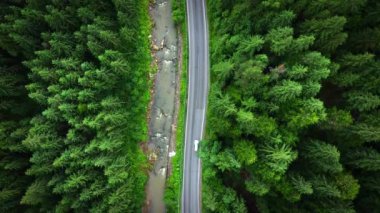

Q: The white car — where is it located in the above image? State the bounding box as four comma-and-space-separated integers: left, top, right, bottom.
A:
194, 140, 199, 152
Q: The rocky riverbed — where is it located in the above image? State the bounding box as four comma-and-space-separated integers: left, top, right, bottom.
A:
145, 0, 179, 212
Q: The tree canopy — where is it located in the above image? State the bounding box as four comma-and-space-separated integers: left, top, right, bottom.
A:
0, 0, 150, 211
203, 0, 380, 212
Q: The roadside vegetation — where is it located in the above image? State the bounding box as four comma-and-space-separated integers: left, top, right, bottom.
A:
202, 0, 380, 212
164, 0, 188, 212
0, 0, 151, 211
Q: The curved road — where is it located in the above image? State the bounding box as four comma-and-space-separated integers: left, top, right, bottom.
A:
181, 0, 209, 212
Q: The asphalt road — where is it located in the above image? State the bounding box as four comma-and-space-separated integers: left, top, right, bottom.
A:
181, 0, 209, 212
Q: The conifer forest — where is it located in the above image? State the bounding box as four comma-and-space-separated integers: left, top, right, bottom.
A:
0, 0, 150, 212
202, 0, 380, 212
0, 0, 380, 212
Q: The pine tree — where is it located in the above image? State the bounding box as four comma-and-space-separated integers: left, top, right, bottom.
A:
0, 2, 39, 210
1, 0, 151, 211
302, 140, 343, 173
206, 0, 380, 212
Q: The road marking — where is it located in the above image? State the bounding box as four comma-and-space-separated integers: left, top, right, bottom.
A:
198, 0, 208, 212
182, 0, 209, 212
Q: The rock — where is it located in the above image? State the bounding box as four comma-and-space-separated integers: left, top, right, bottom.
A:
169, 151, 176, 157
149, 152, 157, 161
170, 45, 177, 51
152, 44, 160, 51
158, 2, 167, 7
156, 111, 163, 119
160, 38, 165, 48
159, 167, 166, 176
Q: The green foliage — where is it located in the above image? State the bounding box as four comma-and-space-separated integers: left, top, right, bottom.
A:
0, 0, 151, 211
245, 178, 270, 196
201, 141, 247, 213
276, 174, 313, 202
214, 149, 241, 172
172, 0, 186, 26
266, 27, 314, 56
301, 16, 347, 54
0, 8, 37, 208
203, 177, 247, 213
346, 91, 380, 112
311, 176, 341, 198
213, 60, 234, 84
233, 140, 257, 166
258, 143, 297, 181
345, 148, 380, 171
335, 174, 360, 200
205, 0, 379, 212
269, 80, 302, 103
302, 140, 343, 173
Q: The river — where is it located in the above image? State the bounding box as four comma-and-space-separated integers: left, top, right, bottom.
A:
145, 0, 179, 212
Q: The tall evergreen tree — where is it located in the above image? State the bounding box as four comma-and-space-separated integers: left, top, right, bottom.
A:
204, 0, 379, 212
0, 0, 151, 211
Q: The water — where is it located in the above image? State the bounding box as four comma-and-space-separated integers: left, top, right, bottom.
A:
146, 0, 178, 212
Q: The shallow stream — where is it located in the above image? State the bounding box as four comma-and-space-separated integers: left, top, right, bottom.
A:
146, 0, 178, 212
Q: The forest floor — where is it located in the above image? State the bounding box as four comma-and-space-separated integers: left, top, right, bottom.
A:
144, 0, 180, 212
